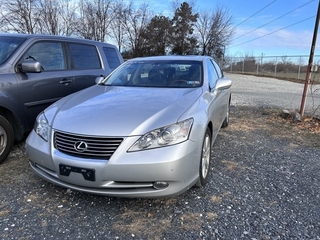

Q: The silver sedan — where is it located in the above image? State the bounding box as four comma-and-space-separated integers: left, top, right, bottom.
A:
25, 55, 232, 198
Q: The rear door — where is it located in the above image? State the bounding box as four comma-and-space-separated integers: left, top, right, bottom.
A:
68, 42, 106, 92
16, 40, 74, 130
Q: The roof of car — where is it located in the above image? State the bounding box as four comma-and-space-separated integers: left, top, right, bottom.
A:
130, 55, 211, 62
0, 33, 115, 46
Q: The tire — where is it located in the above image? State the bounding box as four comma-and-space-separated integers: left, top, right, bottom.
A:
0, 116, 14, 164
195, 127, 212, 187
221, 101, 230, 128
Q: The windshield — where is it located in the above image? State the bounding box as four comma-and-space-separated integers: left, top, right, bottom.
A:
0, 36, 26, 65
103, 60, 203, 88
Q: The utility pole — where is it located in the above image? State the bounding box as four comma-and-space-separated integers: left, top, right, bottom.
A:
300, 0, 320, 116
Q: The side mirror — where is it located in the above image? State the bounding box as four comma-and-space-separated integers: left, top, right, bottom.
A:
21, 60, 41, 73
216, 78, 232, 91
95, 76, 105, 84
20, 60, 42, 73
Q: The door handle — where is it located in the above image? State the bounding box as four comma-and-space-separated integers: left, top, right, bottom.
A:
60, 78, 73, 85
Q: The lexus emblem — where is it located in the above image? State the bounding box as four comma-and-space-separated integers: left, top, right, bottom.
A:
74, 141, 88, 152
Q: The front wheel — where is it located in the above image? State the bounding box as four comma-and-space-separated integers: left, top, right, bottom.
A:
221, 101, 230, 128
195, 127, 212, 187
0, 116, 14, 164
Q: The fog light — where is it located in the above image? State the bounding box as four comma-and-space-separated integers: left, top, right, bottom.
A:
153, 181, 169, 190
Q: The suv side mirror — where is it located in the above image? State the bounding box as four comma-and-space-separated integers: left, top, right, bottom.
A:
20, 60, 42, 73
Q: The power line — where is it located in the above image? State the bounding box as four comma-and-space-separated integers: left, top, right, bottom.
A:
229, 0, 249, 14
234, 0, 278, 27
230, 15, 316, 48
233, 0, 316, 40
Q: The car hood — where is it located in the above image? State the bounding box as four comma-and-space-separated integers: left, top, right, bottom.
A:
45, 85, 202, 136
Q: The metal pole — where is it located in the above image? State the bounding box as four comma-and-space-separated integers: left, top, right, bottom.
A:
300, 0, 320, 116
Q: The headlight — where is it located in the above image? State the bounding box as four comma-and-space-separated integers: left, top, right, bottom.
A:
34, 112, 50, 141
128, 118, 193, 152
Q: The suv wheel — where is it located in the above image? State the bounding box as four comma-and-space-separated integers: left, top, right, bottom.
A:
0, 116, 14, 164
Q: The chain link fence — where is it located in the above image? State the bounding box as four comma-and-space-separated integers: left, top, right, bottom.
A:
221, 55, 320, 82
218, 54, 320, 118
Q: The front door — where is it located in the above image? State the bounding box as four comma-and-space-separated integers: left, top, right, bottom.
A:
16, 40, 74, 130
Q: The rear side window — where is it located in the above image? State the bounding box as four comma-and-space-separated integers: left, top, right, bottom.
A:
22, 41, 66, 71
69, 43, 101, 69
103, 47, 121, 70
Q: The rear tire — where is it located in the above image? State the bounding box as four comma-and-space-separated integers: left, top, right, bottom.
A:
195, 127, 212, 187
0, 116, 14, 164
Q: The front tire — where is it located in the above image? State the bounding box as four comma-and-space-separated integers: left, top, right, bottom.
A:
0, 116, 14, 164
221, 101, 230, 128
195, 127, 212, 187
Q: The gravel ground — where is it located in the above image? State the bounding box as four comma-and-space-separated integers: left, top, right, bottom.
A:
0, 74, 319, 239
227, 73, 320, 117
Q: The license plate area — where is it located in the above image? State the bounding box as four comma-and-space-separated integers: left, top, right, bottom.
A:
59, 164, 95, 181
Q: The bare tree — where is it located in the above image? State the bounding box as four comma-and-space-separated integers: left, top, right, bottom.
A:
121, 2, 150, 57
76, 0, 113, 41
36, 0, 77, 36
37, 0, 60, 34
109, 1, 126, 52
280, 56, 291, 64
196, 5, 234, 58
0, 0, 39, 33
59, 0, 78, 36
0, 0, 233, 59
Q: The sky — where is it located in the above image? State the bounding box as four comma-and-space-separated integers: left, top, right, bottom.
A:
136, 0, 320, 57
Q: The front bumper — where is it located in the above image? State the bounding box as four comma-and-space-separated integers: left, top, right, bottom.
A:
26, 130, 202, 198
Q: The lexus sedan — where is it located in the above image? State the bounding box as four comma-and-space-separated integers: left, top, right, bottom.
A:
26, 55, 232, 198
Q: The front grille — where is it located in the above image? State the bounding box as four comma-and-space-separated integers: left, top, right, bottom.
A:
54, 131, 123, 160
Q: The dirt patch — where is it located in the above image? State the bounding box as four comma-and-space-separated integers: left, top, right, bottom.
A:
273, 110, 320, 148
229, 106, 320, 149
287, 115, 320, 133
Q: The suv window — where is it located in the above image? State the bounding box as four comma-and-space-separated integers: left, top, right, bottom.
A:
103, 47, 121, 70
22, 41, 66, 71
0, 36, 26, 65
69, 43, 101, 69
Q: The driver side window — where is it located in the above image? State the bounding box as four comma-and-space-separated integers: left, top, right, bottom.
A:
206, 59, 219, 90
22, 41, 66, 71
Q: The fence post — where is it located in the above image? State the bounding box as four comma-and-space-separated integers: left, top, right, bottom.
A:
298, 56, 302, 79
274, 57, 277, 77
242, 58, 244, 73
260, 53, 264, 76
